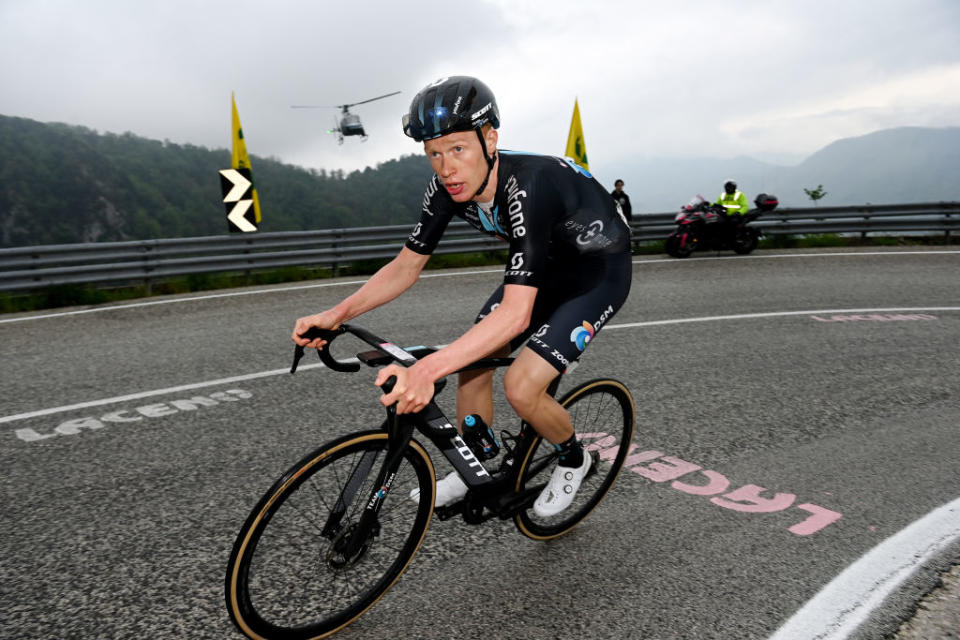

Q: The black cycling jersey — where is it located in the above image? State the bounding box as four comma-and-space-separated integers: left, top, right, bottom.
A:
406, 151, 631, 288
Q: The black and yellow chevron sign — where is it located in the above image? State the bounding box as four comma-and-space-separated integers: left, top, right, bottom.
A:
219, 168, 257, 233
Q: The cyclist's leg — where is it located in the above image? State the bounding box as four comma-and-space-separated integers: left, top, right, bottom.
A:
457, 283, 548, 427
456, 347, 508, 428
503, 349, 571, 445
505, 252, 632, 514
417, 289, 520, 509
506, 251, 632, 437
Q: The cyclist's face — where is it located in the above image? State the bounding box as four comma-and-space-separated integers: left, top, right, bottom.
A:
424, 128, 496, 202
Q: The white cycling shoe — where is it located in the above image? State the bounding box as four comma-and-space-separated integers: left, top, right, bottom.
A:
410, 470, 468, 507
533, 453, 592, 517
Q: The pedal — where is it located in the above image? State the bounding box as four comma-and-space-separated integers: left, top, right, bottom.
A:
434, 502, 464, 521
586, 450, 600, 478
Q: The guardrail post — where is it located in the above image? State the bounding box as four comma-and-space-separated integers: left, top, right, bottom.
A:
332, 231, 341, 277
244, 237, 253, 284
141, 243, 153, 294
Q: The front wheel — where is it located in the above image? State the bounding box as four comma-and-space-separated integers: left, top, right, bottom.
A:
671, 230, 696, 258
664, 233, 681, 257
514, 379, 635, 540
225, 431, 435, 639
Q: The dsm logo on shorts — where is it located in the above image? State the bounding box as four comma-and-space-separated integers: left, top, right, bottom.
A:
569, 321, 595, 351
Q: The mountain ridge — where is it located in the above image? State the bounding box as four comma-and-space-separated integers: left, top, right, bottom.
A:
598, 126, 960, 211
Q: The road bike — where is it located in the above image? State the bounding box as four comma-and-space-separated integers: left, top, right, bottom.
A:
225, 323, 635, 639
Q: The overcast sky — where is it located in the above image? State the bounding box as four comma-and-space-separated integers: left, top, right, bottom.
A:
2, 0, 959, 183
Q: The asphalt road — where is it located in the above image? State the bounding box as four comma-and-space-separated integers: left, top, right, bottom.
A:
1, 247, 958, 639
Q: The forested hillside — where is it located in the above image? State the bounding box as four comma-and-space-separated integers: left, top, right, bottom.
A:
3, 114, 959, 248
0, 114, 433, 247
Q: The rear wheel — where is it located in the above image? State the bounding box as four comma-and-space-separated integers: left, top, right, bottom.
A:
732, 229, 759, 254
514, 379, 635, 540
226, 431, 435, 639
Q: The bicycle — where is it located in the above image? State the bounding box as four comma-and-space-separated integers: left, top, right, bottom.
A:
225, 323, 635, 639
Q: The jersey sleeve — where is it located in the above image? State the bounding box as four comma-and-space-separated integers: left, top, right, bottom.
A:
405, 175, 454, 255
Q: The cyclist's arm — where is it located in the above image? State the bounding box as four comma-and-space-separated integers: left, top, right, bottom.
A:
293, 247, 429, 347
417, 284, 536, 378
376, 283, 536, 413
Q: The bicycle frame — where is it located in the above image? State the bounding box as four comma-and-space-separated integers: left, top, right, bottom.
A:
292, 324, 562, 536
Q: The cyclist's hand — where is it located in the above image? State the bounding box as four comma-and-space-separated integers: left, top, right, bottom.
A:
292, 311, 339, 349
376, 364, 435, 414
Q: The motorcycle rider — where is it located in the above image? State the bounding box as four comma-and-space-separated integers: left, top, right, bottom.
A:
716, 179, 749, 218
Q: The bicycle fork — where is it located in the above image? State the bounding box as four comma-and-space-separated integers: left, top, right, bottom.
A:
322, 407, 415, 563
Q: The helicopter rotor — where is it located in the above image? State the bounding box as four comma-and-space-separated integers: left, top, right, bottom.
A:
290, 90, 401, 111
291, 90, 400, 143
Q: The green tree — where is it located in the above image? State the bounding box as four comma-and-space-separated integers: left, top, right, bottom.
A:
0, 114, 434, 247
803, 184, 828, 206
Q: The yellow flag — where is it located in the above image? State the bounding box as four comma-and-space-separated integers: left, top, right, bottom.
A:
565, 99, 589, 171
231, 93, 262, 224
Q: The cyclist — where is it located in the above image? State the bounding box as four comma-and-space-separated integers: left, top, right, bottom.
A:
292, 76, 632, 517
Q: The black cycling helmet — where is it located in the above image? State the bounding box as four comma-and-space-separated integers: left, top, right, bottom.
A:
724, 179, 737, 193
402, 76, 500, 142
404, 76, 501, 197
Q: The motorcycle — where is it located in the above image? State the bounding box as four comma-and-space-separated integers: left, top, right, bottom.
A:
664, 193, 778, 258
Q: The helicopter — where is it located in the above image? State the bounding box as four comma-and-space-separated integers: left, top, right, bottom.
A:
291, 91, 401, 144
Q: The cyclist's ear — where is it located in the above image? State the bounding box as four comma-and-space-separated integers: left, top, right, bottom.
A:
483, 125, 498, 155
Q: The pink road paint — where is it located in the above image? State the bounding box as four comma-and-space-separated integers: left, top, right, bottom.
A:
672, 470, 731, 496
710, 484, 797, 513
580, 434, 843, 537
811, 313, 937, 322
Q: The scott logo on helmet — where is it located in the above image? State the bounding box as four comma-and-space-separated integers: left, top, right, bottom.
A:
471, 103, 492, 121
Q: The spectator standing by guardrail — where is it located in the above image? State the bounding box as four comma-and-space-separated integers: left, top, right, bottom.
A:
611, 179, 633, 222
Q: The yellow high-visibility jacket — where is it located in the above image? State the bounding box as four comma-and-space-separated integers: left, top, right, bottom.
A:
716, 190, 749, 215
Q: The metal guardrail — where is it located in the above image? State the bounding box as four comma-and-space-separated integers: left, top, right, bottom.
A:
0, 202, 956, 291
628, 201, 960, 242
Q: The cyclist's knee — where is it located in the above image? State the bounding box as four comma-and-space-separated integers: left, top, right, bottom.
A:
503, 358, 554, 419
504, 383, 539, 419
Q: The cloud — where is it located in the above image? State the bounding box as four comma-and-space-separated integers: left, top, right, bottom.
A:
1, 0, 958, 174
721, 63, 960, 154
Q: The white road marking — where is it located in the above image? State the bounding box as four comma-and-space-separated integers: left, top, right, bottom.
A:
2, 249, 957, 324
768, 497, 960, 640
607, 307, 960, 330
0, 361, 322, 424
3, 306, 957, 425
